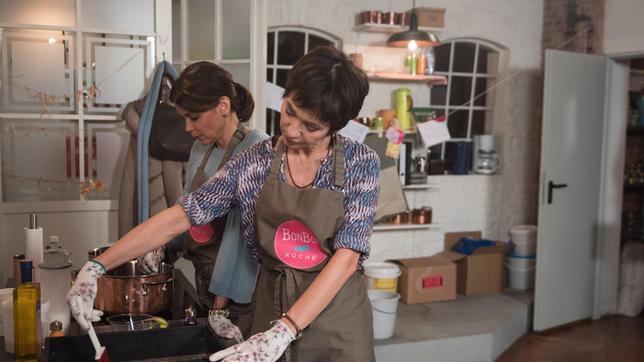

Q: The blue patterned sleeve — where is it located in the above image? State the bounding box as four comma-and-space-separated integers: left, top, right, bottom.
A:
333, 144, 380, 259
178, 159, 239, 226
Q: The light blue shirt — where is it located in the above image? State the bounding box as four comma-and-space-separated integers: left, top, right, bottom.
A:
185, 128, 268, 303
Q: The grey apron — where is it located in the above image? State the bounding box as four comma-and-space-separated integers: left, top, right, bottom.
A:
184, 123, 254, 337
253, 135, 375, 362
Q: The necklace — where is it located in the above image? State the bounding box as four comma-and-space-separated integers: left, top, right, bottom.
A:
285, 150, 315, 189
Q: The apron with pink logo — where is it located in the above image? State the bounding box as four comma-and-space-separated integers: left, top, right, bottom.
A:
253, 135, 375, 362
185, 124, 246, 303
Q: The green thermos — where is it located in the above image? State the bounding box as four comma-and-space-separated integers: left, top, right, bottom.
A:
394, 88, 413, 131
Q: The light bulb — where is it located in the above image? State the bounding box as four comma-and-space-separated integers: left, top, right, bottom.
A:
407, 39, 418, 52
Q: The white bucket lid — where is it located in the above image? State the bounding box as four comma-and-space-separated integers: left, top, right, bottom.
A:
364, 262, 401, 279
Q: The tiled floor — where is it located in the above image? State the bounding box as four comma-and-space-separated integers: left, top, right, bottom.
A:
495, 312, 644, 362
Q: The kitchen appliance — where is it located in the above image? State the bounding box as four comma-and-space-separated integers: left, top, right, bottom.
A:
394, 88, 413, 131
39, 237, 73, 336
88, 247, 174, 315
473, 135, 501, 174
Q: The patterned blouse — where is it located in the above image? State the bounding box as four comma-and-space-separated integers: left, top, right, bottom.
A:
179, 134, 380, 264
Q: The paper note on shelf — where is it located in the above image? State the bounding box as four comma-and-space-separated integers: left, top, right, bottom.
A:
417, 116, 450, 147
265, 82, 284, 112
339, 120, 370, 143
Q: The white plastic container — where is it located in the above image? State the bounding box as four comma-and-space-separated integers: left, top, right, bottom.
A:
506, 264, 536, 290
507, 253, 536, 269
368, 290, 400, 339
509, 225, 537, 256
364, 262, 401, 293
1, 299, 14, 353
0, 288, 13, 337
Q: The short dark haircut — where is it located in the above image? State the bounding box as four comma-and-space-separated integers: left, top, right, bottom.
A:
169, 61, 254, 122
284, 46, 369, 133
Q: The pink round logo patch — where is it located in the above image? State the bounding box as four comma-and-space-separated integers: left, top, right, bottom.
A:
274, 220, 327, 269
189, 224, 213, 243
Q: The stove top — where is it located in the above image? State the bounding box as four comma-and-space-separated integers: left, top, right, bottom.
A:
44, 321, 224, 362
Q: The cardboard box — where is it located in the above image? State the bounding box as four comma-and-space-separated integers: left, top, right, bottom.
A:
390, 255, 456, 304
437, 231, 508, 295
410, 7, 446, 29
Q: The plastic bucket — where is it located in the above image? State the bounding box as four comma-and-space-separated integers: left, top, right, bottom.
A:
509, 225, 537, 256
368, 290, 400, 339
506, 264, 535, 290
364, 262, 401, 293
507, 253, 536, 269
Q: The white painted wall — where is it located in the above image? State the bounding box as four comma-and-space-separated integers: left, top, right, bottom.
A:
269, 0, 544, 258
603, 0, 644, 57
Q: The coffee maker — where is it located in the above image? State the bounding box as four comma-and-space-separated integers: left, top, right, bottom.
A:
473, 135, 501, 174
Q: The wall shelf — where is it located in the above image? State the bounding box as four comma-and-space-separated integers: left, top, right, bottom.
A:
367, 72, 447, 85
373, 224, 439, 231
403, 183, 436, 190
352, 23, 444, 34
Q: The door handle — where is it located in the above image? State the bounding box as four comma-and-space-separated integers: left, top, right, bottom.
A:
547, 181, 568, 204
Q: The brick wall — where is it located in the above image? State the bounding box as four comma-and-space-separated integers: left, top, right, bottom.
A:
369, 175, 507, 262
542, 0, 605, 55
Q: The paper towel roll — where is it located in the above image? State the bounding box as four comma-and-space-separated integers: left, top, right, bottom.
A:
25, 226, 44, 283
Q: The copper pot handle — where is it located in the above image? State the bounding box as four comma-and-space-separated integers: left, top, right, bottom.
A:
141, 278, 174, 286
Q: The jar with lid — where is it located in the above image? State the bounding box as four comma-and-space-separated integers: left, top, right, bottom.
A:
411, 207, 432, 224
49, 321, 64, 337
184, 306, 198, 326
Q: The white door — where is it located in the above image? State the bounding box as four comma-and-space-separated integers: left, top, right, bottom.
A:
534, 50, 607, 331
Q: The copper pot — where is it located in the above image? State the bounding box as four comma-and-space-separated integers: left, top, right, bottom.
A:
88, 247, 174, 315
411, 207, 432, 224
386, 211, 410, 224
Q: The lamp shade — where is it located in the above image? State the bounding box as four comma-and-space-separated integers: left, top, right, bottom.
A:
387, 7, 440, 48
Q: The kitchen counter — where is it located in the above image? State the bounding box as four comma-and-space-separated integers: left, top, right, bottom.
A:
1, 268, 212, 361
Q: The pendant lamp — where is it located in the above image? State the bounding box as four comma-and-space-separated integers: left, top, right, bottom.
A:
387, 0, 440, 49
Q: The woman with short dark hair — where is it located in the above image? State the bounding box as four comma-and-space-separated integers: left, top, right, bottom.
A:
68, 46, 379, 362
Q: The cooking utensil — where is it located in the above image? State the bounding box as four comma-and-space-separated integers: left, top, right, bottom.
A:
106, 314, 155, 331
88, 247, 174, 315
88, 323, 110, 362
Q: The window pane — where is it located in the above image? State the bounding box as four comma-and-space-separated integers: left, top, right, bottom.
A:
474, 77, 488, 107
308, 34, 333, 51
266, 109, 282, 135
221, 0, 250, 59
478, 45, 499, 75
471, 111, 487, 136
434, 43, 451, 72
172, 0, 181, 61
276, 69, 289, 87
267, 32, 275, 64
267, 68, 274, 83
447, 110, 468, 138
449, 76, 473, 107
453, 42, 476, 73
188, 0, 215, 60
2, 119, 80, 201
477, 45, 489, 74
222, 63, 250, 89
277, 32, 305, 65
430, 85, 447, 106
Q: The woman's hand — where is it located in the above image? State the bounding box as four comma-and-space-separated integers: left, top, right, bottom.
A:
208, 320, 294, 362
208, 314, 244, 343
138, 246, 165, 274
66, 260, 106, 330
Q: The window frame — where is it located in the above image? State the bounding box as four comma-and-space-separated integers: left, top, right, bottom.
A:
266, 26, 341, 135
429, 38, 504, 158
